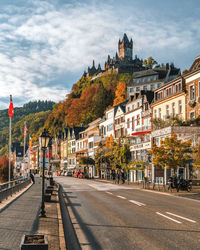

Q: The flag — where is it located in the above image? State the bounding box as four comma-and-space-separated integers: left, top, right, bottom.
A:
8, 95, 14, 118
29, 136, 32, 153
24, 122, 28, 137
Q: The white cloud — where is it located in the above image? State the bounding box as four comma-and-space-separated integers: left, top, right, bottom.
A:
0, 0, 200, 108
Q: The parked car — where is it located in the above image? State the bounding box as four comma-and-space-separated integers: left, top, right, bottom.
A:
65, 171, 73, 176
78, 172, 89, 179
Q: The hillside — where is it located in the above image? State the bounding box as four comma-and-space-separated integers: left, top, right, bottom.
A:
0, 100, 55, 156
44, 73, 132, 135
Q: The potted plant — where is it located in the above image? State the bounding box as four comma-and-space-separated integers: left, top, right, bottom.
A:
21, 234, 48, 250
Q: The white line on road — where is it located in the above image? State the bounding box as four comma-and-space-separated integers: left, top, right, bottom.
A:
156, 212, 182, 224
129, 200, 146, 206
117, 195, 126, 199
166, 212, 196, 223
106, 192, 113, 195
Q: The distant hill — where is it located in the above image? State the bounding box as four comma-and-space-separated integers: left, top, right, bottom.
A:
0, 100, 55, 156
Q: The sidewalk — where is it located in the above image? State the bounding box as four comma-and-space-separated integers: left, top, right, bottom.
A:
0, 177, 65, 250
94, 178, 200, 200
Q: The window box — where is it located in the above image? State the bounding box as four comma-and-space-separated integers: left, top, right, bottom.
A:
21, 235, 48, 250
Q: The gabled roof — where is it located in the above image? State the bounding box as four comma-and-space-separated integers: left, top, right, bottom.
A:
114, 100, 128, 116
189, 56, 200, 72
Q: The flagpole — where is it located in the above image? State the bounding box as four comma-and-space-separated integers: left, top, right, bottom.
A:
24, 121, 26, 160
9, 115, 11, 184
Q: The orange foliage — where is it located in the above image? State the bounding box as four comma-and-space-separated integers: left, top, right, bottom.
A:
113, 81, 126, 106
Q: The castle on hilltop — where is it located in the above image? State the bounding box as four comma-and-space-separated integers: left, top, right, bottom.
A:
83, 33, 144, 77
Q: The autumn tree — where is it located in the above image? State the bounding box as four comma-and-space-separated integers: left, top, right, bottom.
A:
0, 155, 13, 182
193, 144, 200, 168
143, 57, 158, 69
113, 81, 126, 106
149, 133, 193, 172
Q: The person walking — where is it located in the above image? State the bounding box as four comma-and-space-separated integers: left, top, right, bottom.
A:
30, 172, 35, 184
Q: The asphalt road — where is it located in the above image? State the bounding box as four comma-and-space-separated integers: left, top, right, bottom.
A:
55, 177, 200, 250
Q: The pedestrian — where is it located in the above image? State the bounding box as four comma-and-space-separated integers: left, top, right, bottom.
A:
30, 172, 35, 184
117, 171, 120, 184
121, 171, 125, 184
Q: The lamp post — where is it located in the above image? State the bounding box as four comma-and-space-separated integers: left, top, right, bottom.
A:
39, 128, 50, 217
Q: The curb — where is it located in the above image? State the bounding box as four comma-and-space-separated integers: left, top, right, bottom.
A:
56, 184, 67, 250
0, 182, 33, 213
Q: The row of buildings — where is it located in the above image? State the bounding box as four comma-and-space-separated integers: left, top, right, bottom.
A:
25, 55, 200, 184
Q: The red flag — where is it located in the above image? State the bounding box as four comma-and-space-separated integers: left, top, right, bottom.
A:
8, 95, 14, 118
24, 122, 28, 136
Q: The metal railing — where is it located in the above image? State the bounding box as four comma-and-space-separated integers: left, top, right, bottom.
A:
0, 178, 31, 203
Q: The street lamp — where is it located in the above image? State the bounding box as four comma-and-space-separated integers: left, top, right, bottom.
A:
39, 128, 50, 217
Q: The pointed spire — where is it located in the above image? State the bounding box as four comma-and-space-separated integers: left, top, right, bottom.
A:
98, 63, 101, 70
122, 33, 129, 43
92, 60, 95, 67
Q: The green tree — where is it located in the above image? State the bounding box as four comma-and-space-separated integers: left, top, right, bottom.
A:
143, 57, 158, 69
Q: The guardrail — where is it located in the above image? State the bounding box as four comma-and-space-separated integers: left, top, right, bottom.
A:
0, 178, 31, 203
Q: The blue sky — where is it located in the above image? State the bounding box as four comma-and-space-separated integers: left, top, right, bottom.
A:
0, 0, 200, 109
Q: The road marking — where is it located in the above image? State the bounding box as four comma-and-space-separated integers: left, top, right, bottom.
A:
117, 195, 126, 199
129, 200, 146, 206
166, 212, 196, 223
156, 212, 182, 224
106, 191, 113, 195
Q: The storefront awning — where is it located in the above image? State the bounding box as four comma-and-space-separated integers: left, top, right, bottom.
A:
132, 130, 152, 136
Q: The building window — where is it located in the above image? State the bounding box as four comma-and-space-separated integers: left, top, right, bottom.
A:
154, 109, 157, 119
166, 105, 169, 116
189, 84, 195, 100
172, 102, 175, 116
107, 124, 113, 131
137, 102, 140, 108
136, 87, 140, 92
132, 116, 135, 130
152, 75, 157, 81
178, 100, 182, 114
130, 87, 133, 92
137, 114, 140, 125
127, 107, 130, 112
159, 108, 161, 118
89, 142, 93, 149
121, 117, 124, 122
127, 118, 130, 128
150, 84, 155, 90
157, 83, 161, 88
143, 85, 147, 91
132, 104, 134, 110
118, 118, 120, 124
190, 111, 195, 119
136, 79, 139, 84
199, 82, 200, 96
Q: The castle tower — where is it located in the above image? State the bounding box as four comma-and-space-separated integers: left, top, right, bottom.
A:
118, 33, 133, 61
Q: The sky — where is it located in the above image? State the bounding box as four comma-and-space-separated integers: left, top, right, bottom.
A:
0, 0, 200, 110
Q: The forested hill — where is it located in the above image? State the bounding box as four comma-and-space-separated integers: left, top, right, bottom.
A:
0, 100, 55, 132
0, 100, 55, 156
44, 73, 132, 135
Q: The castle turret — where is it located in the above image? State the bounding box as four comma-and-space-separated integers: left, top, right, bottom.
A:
118, 33, 133, 61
